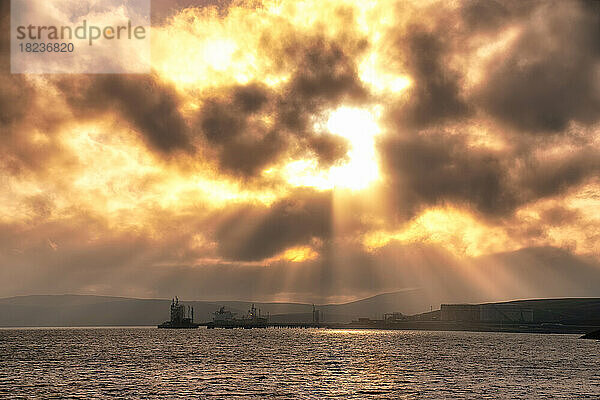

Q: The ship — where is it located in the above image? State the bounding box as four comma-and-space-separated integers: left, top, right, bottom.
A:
157, 297, 199, 329
207, 304, 268, 329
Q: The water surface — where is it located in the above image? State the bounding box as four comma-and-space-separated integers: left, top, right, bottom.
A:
1, 328, 598, 399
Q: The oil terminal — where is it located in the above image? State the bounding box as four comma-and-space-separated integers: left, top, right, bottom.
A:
158, 297, 199, 329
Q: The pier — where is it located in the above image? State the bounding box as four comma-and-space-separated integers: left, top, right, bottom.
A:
204, 321, 337, 329
199, 320, 597, 334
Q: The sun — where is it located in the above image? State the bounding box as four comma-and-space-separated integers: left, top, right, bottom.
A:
279, 106, 382, 191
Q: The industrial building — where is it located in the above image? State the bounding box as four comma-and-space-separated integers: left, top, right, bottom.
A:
441, 304, 534, 323
158, 297, 199, 329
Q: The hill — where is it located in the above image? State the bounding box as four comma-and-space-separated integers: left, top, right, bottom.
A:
2, 292, 600, 327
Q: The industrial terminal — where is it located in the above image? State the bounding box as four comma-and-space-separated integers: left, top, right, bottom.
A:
157, 297, 600, 334
440, 303, 534, 323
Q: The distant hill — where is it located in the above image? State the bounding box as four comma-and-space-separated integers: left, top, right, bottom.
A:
0, 291, 425, 326
0, 294, 349, 326
0, 290, 431, 327
1, 293, 600, 327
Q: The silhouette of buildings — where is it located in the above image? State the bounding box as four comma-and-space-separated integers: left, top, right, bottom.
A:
158, 297, 199, 329
441, 304, 534, 323
312, 304, 321, 323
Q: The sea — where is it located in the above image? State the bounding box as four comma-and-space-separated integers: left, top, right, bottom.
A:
0, 327, 598, 399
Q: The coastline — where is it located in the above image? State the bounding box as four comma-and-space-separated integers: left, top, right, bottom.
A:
1, 322, 598, 335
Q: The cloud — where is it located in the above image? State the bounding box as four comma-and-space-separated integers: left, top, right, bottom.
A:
380, 131, 515, 219
389, 26, 470, 129
151, 0, 233, 25
539, 206, 581, 227
0, 0, 599, 303
195, 31, 366, 177
0, 0, 9, 71
517, 147, 600, 200
196, 83, 287, 177
280, 34, 369, 107
0, 74, 72, 176
476, 1, 600, 133
0, 76, 33, 126
57, 75, 192, 154
380, 129, 600, 221
2, 212, 599, 311
460, 0, 512, 32
305, 134, 350, 167
385, 0, 598, 134
213, 188, 333, 261
378, 0, 600, 222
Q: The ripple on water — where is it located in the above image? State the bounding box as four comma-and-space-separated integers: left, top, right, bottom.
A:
0, 328, 599, 399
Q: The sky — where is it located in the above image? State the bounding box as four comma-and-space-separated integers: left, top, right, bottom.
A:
0, 0, 599, 308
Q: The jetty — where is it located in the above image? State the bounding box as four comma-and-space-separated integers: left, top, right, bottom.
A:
205, 304, 333, 329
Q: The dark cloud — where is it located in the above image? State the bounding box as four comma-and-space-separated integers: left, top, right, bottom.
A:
0, 0, 9, 71
460, 0, 511, 32
539, 206, 581, 227
197, 83, 352, 176
214, 189, 333, 261
379, 0, 599, 220
216, 129, 285, 178
0, 75, 34, 127
0, 209, 216, 297
517, 147, 600, 199
306, 134, 350, 167
273, 33, 368, 135
0, 219, 160, 297
197, 83, 287, 177
151, 0, 233, 25
380, 129, 600, 220
283, 35, 368, 107
0, 2, 37, 132
459, 0, 541, 33
58, 75, 191, 154
232, 83, 270, 114
385, 1, 598, 134
388, 26, 470, 129
196, 32, 366, 177
476, 1, 600, 133
380, 132, 515, 219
